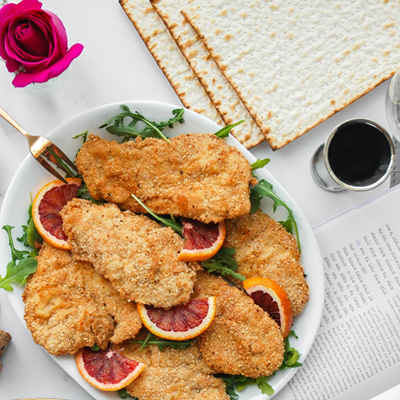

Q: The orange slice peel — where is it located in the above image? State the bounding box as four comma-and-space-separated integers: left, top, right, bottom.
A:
178, 219, 226, 262
137, 296, 217, 341
32, 177, 81, 250
243, 277, 293, 338
76, 347, 146, 391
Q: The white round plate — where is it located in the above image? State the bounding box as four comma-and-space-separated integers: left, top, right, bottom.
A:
0, 101, 324, 400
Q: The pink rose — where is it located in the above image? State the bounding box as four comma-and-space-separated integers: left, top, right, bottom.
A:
0, 0, 83, 87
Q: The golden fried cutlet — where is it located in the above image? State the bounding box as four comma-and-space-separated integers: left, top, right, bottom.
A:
61, 199, 198, 308
224, 209, 309, 316
115, 331, 229, 400
23, 243, 142, 356
193, 271, 284, 378
75, 134, 255, 223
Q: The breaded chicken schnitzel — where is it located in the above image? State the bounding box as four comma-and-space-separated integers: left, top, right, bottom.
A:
116, 331, 229, 400
193, 271, 284, 378
75, 134, 255, 223
61, 199, 198, 308
23, 243, 142, 356
224, 210, 309, 316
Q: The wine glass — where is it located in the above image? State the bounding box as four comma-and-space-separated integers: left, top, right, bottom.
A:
311, 119, 395, 192
386, 69, 400, 139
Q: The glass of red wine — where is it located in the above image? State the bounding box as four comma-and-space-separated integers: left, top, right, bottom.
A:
311, 119, 395, 192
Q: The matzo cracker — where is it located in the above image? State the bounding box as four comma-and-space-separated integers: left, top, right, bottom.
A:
182, 0, 400, 149
120, 0, 222, 124
151, 0, 265, 149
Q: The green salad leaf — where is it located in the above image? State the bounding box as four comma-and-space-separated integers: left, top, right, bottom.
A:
73, 130, 89, 143
77, 181, 105, 205
0, 258, 37, 292
99, 105, 185, 143
17, 203, 42, 257
250, 179, 301, 252
118, 388, 129, 399
1, 225, 38, 291
90, 343, 101, 351
255, 376, 275, 395
131, 332, 194, 352
201, 247, 245, 281
251, 158, 270, 171
280, 331, 302, 370
131, 194, 182, 235
217, 374, 274, 400
3, 225, 30, 262
118, 388, 138, 399
214, 120, 245, 138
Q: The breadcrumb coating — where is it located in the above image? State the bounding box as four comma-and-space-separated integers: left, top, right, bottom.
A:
116, 331, 230, 400
23, 243, 142, 356
193, 271, 284, 378
75, 134, 255, 223
60, 199, 198, 308
224, 209, 309, 316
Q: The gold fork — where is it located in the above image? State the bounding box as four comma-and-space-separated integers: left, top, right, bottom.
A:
0, 106, 78, 184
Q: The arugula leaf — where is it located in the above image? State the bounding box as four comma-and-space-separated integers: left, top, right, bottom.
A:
90, 343, 101, 351
118, 388, 138, 400
0, 258, 37, 292
250, 179, 301, 253
99, 105, 185, 143
17, 203, 42, 257
201, 248, 245, 281
256, 376, 275, 395
131, 194, 182, 235
251, 158, 270, 171
1, 224, 39, 291
118, 389, 129, 399
131, 332, 194, 352
46, 147, 77, 178
216, 375, 240, 400
280, 331, 302, 370
214, 120, 245, 138
73, 130, 89, 143
217, 374, 274, 399
3, 225, 29, 262
77, 181, 105, 205
235, 375, 273, 395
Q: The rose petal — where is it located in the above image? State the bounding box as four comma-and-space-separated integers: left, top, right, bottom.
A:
44, 10, 68, 49
12, 43, 83, 87
4, 10, 68, 72
5, 57, 21, 73
2, 11, 54, 67
0, 0, 43, 59
0, 0, 83, 85
15, 21, 49, 57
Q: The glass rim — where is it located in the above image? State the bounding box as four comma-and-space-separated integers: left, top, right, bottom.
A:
322, 118, 396, 191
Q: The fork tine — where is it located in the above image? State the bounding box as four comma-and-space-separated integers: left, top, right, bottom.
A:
42, 148, 73, 176
47, 143, 78, 172
36, 155, 68, 184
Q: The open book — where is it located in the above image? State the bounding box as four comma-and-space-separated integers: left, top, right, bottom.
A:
275, 186, 400, 400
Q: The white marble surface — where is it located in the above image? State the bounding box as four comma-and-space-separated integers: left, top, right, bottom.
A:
0, 0, 398, 399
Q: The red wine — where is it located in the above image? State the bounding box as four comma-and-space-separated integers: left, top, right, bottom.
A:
327, 121, 392, 187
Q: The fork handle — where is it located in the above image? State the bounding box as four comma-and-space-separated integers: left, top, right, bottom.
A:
0, 106, 29, 137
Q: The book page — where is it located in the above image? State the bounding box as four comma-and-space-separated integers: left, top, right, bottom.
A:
275, 187, 400, 400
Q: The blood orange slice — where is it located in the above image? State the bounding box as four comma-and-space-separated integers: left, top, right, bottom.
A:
137, 297, 216, 340
32, 178, 81, 250
243, 277, 293, 338
178, 218, 226, 262
76, 347, 146, 391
